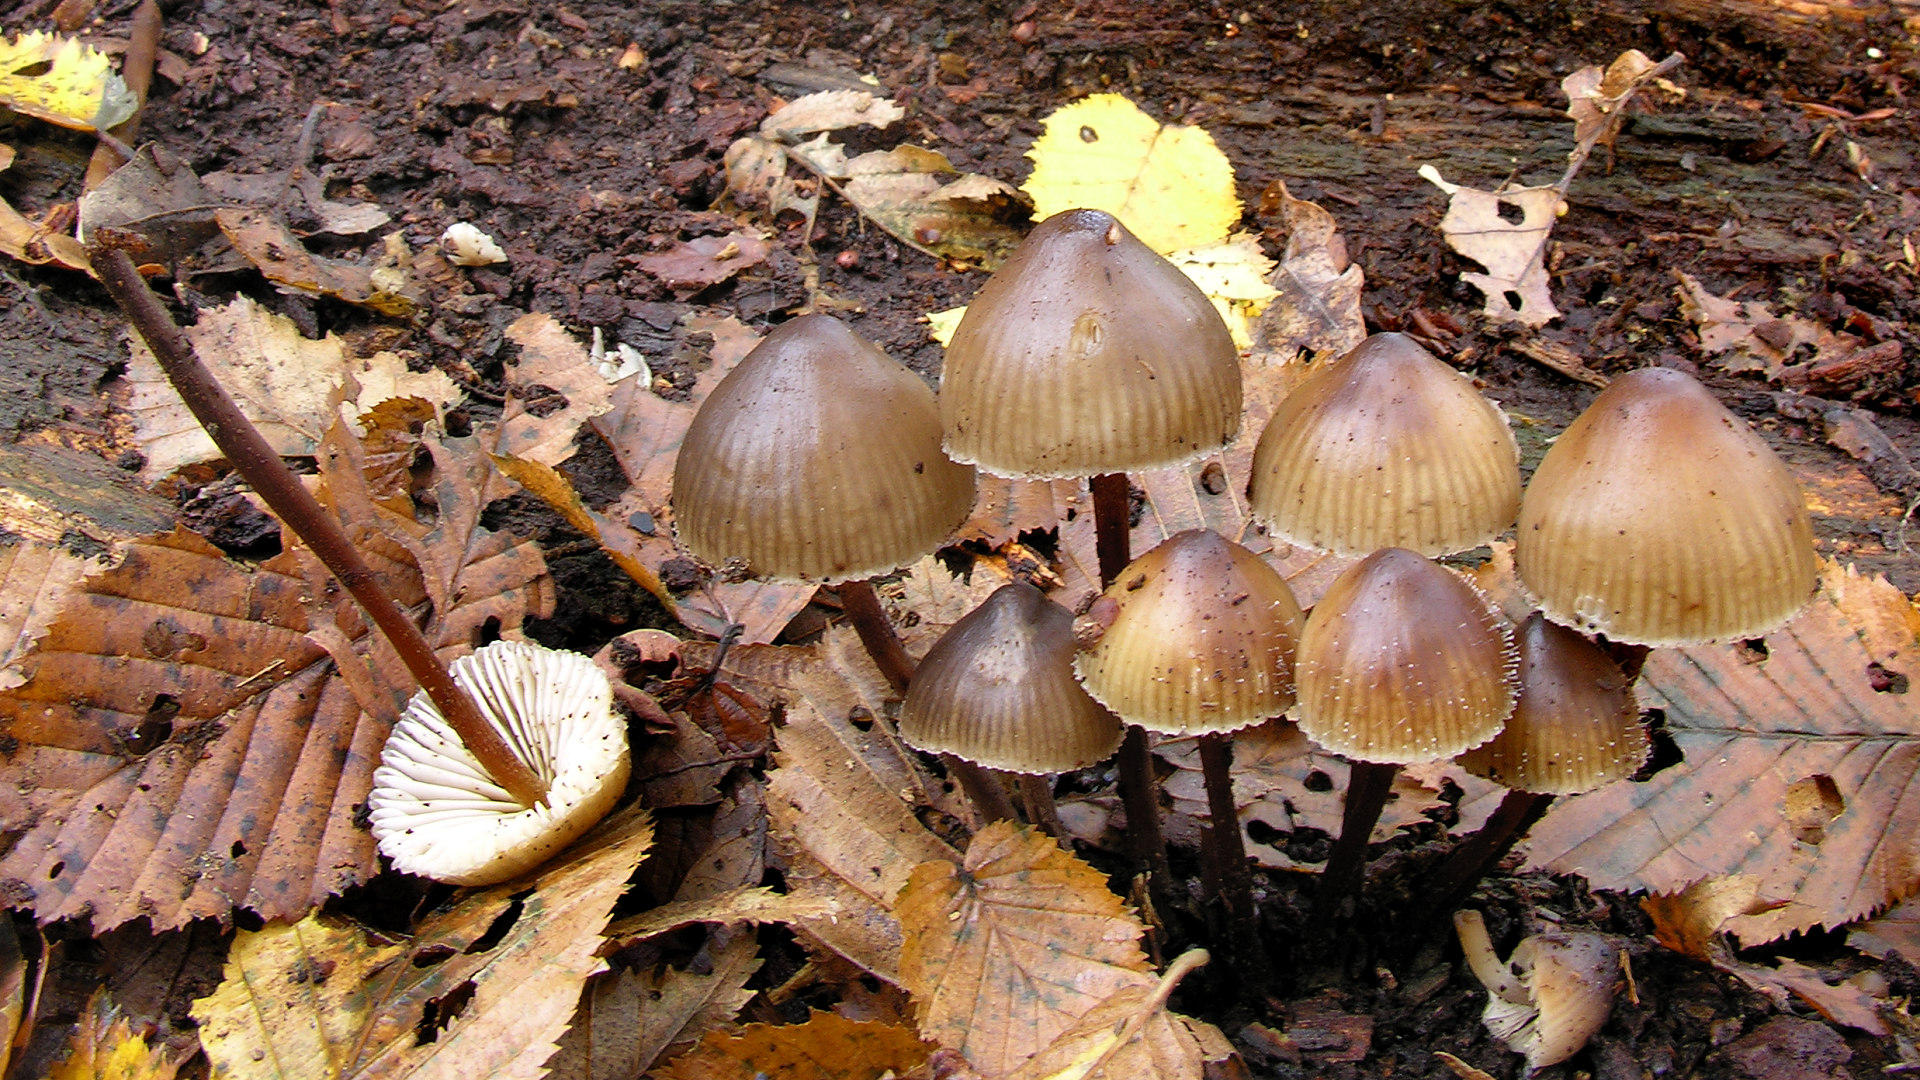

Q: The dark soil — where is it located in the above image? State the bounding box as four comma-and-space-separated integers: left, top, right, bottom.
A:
2, 0, 1917, 1075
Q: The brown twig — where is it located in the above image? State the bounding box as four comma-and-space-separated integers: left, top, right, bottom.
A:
89, 242, 549, 809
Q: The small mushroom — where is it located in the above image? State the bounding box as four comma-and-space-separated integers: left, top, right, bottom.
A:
1248, 332, 1522, 557
1455, 909, 1624, 1071
1517, 366, 1816, 646
369, 639, 630, 886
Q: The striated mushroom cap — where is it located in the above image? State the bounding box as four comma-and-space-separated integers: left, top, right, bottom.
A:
370, 639, 631, 886
1074, 529, 1304, 736
1457, 909, 1624, 1071
1460, 613, 1650, 795
1517, 367, 1816, 646
1294, 548, 1517, 765
1248, 333, 1522, 556
900, 582, 1123, 774
941, 209, 1242, 479
672, 313, 977, 582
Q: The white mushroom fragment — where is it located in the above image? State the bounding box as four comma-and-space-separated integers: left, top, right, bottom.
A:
1455, 909, 1624, 1072
370, 639, 631, 885
441, 222, 508, 266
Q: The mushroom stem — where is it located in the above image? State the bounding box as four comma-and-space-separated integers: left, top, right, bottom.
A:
1091, 472, 1172, 888
836, 578, 917, 696
1420, 789, 1554, 926
91, 243, 549, 810
1313, 759, 1400, 921
947, 757, 1021, 827
1198, 732, 1265, 976
1019, 774, 1065, 837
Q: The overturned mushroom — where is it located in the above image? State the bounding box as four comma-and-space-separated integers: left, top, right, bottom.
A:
1455, 909, 1624, 1071
370, 639, 630, 886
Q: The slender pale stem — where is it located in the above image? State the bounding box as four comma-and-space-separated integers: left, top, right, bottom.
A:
834, 578, 1017, 825
1314, 759, 1399, 922
1090, 472, 1171, 885
92, 244, 548, 808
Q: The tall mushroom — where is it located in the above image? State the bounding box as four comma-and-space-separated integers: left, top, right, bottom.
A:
1516, 366, 1816, 645
899, 582, 1123, 834
1293, 548, 1517, 920
1074, 529, 1303, 959
670, 314, 1012, 822
941, 208, 1242, 882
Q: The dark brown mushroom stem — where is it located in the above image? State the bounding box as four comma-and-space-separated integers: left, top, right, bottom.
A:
1019, 774, 1065, 837
1091, 472, 1172, 886
1313, 759, 1398, 921
92, 242, 549, 809
834, 578, 1019, 826
1418, 788, 1554, 929
1198, 733, 1263, 971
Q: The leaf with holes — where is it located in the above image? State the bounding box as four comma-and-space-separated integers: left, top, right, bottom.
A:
1419, 166, 1562, 328
0, 424, 552, 930
1525, 561, 1920, 943
192, 807, 652, 1080
896, 821, 1155, 1077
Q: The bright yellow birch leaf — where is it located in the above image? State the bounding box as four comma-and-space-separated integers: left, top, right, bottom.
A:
1022, 94, 1240, 255
1166, 234, 1279, 349
0, 32, 136, 131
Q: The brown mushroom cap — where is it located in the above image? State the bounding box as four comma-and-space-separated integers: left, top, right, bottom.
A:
1248, 333, 1522, 556
1073, 529, 1304, 736
941, 209, 1242, 479
900, 582, 1123, 774
1516, 367, 1816, 646
672, 314, 976, 582
1459, 613, 1650, 795
1294, 548, 1517, 764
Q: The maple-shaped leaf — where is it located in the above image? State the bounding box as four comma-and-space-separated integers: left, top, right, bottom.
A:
1525, 561, 1920, 943
192, 807, 653, 1080
654, 1009, 934, 1080
897, 821, 1155, 1078
44, 990, 184, 1080
0, 424, 552, 930
546, 928, 761, 1079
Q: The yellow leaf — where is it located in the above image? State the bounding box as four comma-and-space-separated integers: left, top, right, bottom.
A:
1022, 94, 1239, 255
0, 32, 136, 131
1165, 234, 1279, 350
655, 1010, 934, 1080
45, 992, 183, 1080
925, 306, 966, 347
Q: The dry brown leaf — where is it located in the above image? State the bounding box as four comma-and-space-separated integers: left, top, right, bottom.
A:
760, 90, 904, 140
654, 1009, 933, 1080
636, 232, 771, 291
883, 552, 1015, 660
1526, 561, 1920, 943
1158, 721, 1500, 870
547, 929, 761, 1080
123, 295, 458, 481
496, 312, 617, 467
1561, 51, 1682, 176
1249, 182, 1366, 369
1727, 958, 1889, 1035
830, 146, 1029, 267
1674, 272, 1823, 381
1849, 893, 1920, 960
710, 629, 955, 982
897, 821, 1155, 1077
214, 207, 415, 315
1642, 874, 1769, 961
0, 427, 552, 929
606, 885, 839, 945
193, 807, 652, 1080
45, 990, 184, 1080
1419, 167, 1562, 328
0, 194, 90, 273
585, 311, 815, 643
956, 476, 1078, 550
0, 917, 22, 1078
1003, 950, 1218, 1080
0, 537, 107, 689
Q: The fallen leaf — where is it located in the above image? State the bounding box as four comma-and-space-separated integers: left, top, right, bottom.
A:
214, 207, 415, 315
124, 296, 460, 480
0, 31, 136, 131
882, 552, 1015, 659
1674, 272, 1820, 380
606, 885, 839, 945
636, 232, 771, 291
0, 194, 90, 273
0, 537, 108, 688
1248, 182, 1365, 368
1166, 234, 1279, 350
897, 821, 1154, 1077
497, 312, 616, 467
1525, 561, 1920, 943
760, 90, 903, 140
1641, 874, 1770, 961
1848, 892, 1920, 960
1420, 166, 1562, 327
0, 425, 552, 929
0, 916, 21, 1077
200, 166, 391, 238
654, 1009, 934, 1080
1561, 51, 1674, 174
1003, 950, 1218, 1080
829, 147, 1029, 267
1021, 93, 1239, 255
1727, 958, 1888, 1035
45, 990, 184, 1080
547, 929, 761, 1080
192, 807, 653, 1080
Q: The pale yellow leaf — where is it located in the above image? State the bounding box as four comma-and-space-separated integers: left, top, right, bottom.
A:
1419, 166, 1562, 327
0, 31, 135, 131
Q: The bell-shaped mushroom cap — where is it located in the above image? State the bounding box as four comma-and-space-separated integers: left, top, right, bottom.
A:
1457, 910, 1624, 1071
1460, 613, 1650, 795
1517, 367, 1816, 646
1294, 548, 1517, 764
672, 314, 977, 582
900, 582, 1123, 774
1074, 530, 1304, 736
370, 639, 631, 886
1248, 333, 1522, 556
941, 209, 1242, 479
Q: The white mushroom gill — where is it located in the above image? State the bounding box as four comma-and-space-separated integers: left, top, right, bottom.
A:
370, 639, 631, 886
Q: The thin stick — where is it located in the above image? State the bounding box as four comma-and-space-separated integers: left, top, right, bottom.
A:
1314, 759, 1399, 921
1019, 773, 1064, 838
1090, 472, 1171, 885
91, 243, 548, 809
